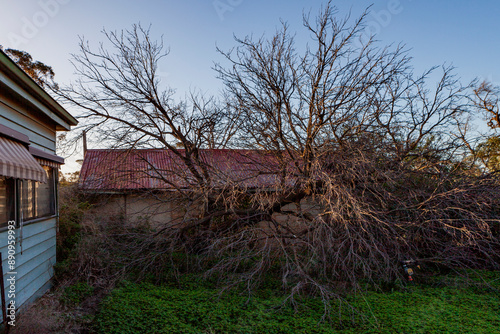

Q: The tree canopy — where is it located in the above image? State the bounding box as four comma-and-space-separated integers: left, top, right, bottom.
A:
1, 46, 55, 88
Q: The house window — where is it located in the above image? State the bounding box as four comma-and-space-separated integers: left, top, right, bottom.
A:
0, 166, 56, 227
20, 166, 56, 221
0, 177, 16, 227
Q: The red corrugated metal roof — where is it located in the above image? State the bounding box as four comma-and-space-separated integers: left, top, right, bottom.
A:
78, 149, 289, 191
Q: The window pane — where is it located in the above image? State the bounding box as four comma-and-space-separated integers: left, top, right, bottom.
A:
20, 179, 34, 220
0, 177, 15, 226
36, 166, 55, 217
19, 166, 56, 222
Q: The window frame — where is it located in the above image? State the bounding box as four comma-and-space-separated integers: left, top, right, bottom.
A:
0, 177, 17, 228
0, 166, 58, 231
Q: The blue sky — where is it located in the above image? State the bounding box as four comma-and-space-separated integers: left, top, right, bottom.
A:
1, 0, 499, 171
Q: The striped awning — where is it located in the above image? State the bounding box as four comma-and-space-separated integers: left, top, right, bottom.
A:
30, 147, 64, 168
0, 136, 47, 183
36, 158, 61, 169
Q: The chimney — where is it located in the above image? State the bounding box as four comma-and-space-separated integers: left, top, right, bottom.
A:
83, 130, 87, 157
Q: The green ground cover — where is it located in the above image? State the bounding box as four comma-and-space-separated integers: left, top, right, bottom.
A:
93, 271, 500, 334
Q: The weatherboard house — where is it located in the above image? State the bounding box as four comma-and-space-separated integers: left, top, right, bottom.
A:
0, 49, 77, 317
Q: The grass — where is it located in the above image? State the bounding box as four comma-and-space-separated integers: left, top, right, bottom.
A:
62, 281, 95, 305
93, 271, 500, 334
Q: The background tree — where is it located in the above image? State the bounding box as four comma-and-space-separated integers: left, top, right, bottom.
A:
476, 136, 500, 171
1, 46, 56, 88
472, 81, 500, 171
474, 81, 500, 129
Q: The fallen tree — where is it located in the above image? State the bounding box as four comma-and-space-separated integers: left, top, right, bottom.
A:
59, 1, 500, 307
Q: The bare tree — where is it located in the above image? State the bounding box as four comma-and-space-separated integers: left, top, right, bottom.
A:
58, 25, 238, 192
59, 3, 500, 312
210, 1, 499, 297
216, 2, 472, 197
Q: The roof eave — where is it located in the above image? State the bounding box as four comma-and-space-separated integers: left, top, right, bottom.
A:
0, 49, 78, 129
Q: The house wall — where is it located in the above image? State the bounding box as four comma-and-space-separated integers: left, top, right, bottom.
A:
89, 193, 204, 230
0, 92, 56, 152
125, 194, 174, 228
0, 81, 59, 314
0, 218, 56, 310
91, 193, 174, 229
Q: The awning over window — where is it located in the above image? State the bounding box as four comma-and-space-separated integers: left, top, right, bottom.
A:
30, 147, 65, 168
35, 158, 61, 169
0, 136, 47, 183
